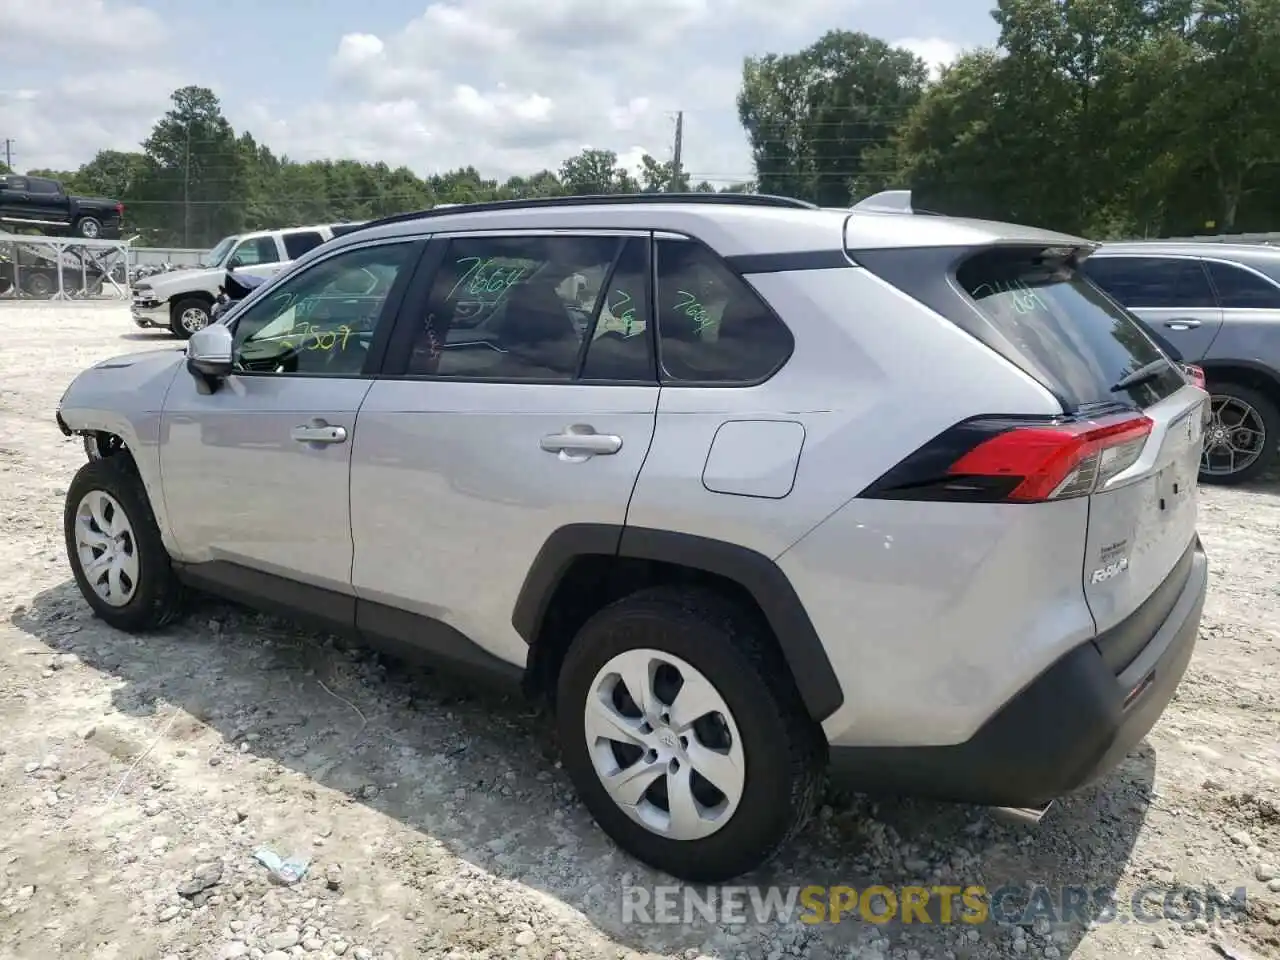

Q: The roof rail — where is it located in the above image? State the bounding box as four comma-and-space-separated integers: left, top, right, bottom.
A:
348, 192, 819, 234
851, 190, 914, 214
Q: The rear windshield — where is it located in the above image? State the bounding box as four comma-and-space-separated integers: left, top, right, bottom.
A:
956, 247, 1185, 410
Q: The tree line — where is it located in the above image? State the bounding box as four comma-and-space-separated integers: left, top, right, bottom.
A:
4, 0, 1277, 246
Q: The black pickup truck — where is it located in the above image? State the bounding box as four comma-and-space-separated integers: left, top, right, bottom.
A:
0, 174, 124, 240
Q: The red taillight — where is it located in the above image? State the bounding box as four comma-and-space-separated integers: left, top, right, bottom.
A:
1183, 364, 1206, 389
860, 413, 1154, 504
116, 203, 125, 217
946, 415, 1153, 502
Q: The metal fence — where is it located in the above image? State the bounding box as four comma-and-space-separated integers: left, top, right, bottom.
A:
128, 247, 206, 268
0, 233, 131, 301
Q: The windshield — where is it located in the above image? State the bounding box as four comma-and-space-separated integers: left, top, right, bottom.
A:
204, 235, 239, 268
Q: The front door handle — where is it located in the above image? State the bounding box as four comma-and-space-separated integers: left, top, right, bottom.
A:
1164, 318, 1202, 330
540, 425, 622, 457
291, 422, 347, 444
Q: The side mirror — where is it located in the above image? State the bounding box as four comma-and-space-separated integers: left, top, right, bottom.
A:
227, 257, 243, 270
186, 323, 234, 393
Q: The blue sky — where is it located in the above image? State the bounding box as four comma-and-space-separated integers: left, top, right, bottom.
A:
0, 0, 1001, 185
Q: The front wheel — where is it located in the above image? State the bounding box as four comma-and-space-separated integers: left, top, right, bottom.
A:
169, 298, 212, 339
556, 587, 825, 882
1199, 382, 1280, 485
64, 457, 185, 632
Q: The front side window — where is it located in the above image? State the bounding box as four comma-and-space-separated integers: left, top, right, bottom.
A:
653, 239, 793, 383
230, 236, 280, 268
1205, 260, 1280, 309
406, 234, 652, 381
231, 242, 414, 377
1080, 256, 1215, 309
27, 178, 60, 195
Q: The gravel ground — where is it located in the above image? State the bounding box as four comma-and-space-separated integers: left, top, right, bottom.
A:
1, 302, 1279, 960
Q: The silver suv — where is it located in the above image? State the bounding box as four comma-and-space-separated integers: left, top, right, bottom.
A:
1082, 241, 1280, 484
56, 193, 1209, 882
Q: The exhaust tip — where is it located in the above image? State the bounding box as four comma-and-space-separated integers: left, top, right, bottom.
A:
991, 802, 1055, 826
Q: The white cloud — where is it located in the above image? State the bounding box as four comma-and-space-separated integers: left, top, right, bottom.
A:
0, 0, 164, 57
1, 0, 979, 188
893, 36, 962, 80
1, 67, 184, 172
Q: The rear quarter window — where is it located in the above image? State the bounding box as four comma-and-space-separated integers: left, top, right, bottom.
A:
957, 248, 1185, 410
282, 231, 326, 260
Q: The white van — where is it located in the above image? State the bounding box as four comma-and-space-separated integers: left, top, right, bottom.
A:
130, 222, 366, 338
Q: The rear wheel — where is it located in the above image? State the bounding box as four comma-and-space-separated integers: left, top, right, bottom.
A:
64, 457, 185, 632
74, 216, 103, 239
22, 271, 55, 298
170, 298, 212, 339
1199, 382, 1280, 485
556, 587, 824, 882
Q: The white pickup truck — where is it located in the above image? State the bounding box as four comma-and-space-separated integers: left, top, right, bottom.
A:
130, 221, 366, 338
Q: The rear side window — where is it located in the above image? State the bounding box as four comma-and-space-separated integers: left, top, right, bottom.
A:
1205, 260, 1280, 309
957, 248, 1185, 410
654, 239, 793, 384
1080, 256, 1215, 309
283, 231, 325, 259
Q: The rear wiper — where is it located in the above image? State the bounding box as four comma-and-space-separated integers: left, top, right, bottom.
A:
1112, 359, 1172, 392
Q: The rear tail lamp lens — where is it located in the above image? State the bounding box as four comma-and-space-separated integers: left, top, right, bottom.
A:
861, 413, 1154, 504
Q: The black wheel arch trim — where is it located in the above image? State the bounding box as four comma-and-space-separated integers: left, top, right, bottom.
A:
511, 523, 844, 722
1198, 358, 1280, 391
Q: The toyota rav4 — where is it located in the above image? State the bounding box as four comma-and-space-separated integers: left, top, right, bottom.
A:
56, 192, 1209, 882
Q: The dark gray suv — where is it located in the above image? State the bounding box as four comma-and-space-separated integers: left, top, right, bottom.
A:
1083, 241, 1280, 484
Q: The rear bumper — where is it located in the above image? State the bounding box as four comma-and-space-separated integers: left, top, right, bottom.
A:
829, 538, 1207, 807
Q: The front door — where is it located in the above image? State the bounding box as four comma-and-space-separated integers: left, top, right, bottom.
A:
350, 231, 659, 667
160, 238, 423, 597
226, 234, 289, 282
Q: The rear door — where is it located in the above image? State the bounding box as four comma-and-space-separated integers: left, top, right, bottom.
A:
24, 178, 71, 225
1080, 254, 1223, 362
349, 230, 660, 668
958, 248, 1207, 638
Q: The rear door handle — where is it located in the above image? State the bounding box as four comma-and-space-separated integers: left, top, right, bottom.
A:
540, 425, 622, 457
291, 422, 347, 444
1163, 319, 1201, 330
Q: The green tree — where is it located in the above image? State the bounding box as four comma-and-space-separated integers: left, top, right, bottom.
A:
638, 153, 690, 192
738, 31, 929, 205
559, 149, 639, 194
141, 86, 248, 246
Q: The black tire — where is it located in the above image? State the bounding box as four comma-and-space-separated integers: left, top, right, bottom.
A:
64, 456, 185, 632
22, 271, 55, 299
1199, 381, 1280, 486
74, 216, 103, 239
169, 297, 212, 339
556, 586, 825, 882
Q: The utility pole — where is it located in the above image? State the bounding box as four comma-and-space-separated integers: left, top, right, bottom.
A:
2, 139, 12, 171
671, 112, 683, 192
182, 126, 192, 247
